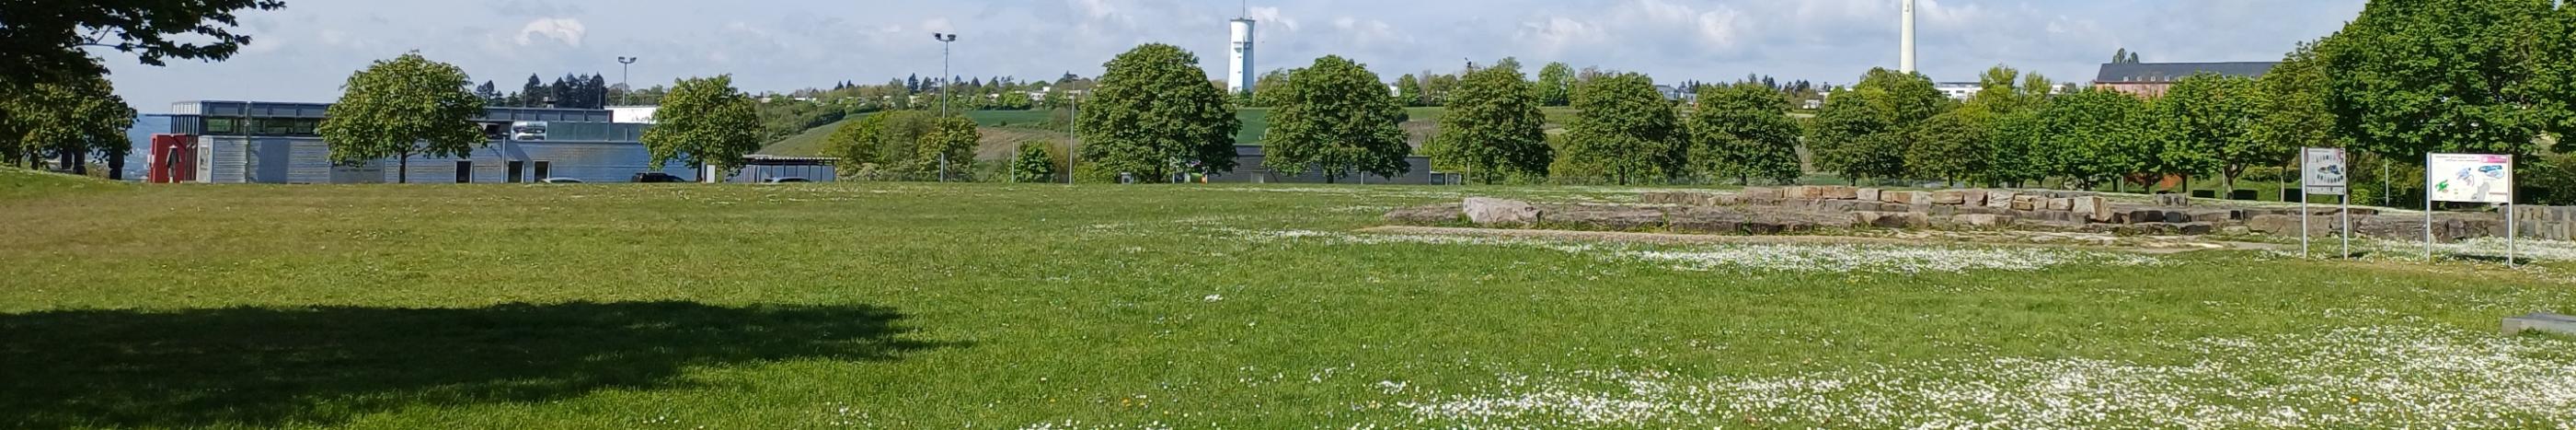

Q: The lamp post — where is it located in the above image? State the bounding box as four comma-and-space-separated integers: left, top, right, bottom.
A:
615, 56, 638, 105
931, 32, 959, 182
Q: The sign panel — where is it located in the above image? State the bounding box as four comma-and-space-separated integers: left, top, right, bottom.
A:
2303, 147, 2348, 195
2427, 154, 2513, 203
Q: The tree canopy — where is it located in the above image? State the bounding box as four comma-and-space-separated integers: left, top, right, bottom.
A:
316, 52, 486, 183
642, 76, 762, 177
1075, 43, 1241, 181
1557, 73, 1685, 184
2149, 73, 2266, 191
1535, 63, 1575, 107
1, 0, 285, 88
1687, 82, 1803, 185
2319, 0, 2564, 157
1, 76, 136, 174
1260, 55, 1410, 182
1429, 58, 1552, 184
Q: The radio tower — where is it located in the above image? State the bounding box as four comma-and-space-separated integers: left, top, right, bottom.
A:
1900, 0, 1917, 74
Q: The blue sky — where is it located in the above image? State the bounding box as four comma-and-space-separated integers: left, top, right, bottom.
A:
98, 0, 2364, 110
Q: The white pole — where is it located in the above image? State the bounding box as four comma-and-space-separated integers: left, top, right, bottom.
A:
2340, 193, 2351, 259
2301, 191, 2311, 259
2424, 153, 2434, 262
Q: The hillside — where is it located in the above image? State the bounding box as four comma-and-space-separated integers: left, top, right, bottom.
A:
757, 107, 1579, 158
0, 166, 131, 200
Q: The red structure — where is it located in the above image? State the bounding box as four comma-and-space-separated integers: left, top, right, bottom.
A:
146, 134, 197, 183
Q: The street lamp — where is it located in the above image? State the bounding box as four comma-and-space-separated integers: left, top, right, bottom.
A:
931, 32, 959, 182
615, 56, 638, 105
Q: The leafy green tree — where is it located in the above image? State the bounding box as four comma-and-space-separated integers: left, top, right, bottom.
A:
1808, 89, 1903, 183
1261, 55, 1409, 182
1686, 82, 1802, 185
1535, 62, 1575, 107
1557, 73, 1685, 184
1249, 68, 1298, 108
1394, 74, 1425, 107
995, 91, 1034, 110
1011, 141, 1061, 182
1075, 43, 1241, 181
1852, 68, 1951, 128
316, 53, 486, 183
2320, 0, 2563, 158
2149, 73, 2265, 192
822, 113, 890, 168
2, 0, 285, 89
2031, 88, 2151, 190
1905, 109, 1990, 185
643, 76, 762, 177
1429, 59, 1551, 184
914, 116, 981, 180
2252, 42, 2341, 180
1985, 109, 2051, 187
0, 76, 135, 174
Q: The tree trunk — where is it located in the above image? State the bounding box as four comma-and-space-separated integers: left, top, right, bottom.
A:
397, 156, 409, 183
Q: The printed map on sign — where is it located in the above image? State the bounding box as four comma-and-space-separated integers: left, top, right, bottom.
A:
2303, 148, 2346, 195
2427, 154, 2513, 203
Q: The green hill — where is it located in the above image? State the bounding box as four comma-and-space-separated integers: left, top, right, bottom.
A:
758, 107, 1578, 158
1, 166, 131, 200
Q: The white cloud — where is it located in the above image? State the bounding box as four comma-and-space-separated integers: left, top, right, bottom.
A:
513, 17, 586, 47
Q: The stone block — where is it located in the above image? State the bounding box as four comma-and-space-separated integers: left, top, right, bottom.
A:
1818, 186, 1860, 200
2125, 209, 2166, 225
2047, 198, 2075, 211
2177, 222, 2216, 236
1785, 186, 1826, 200
1738, 187, 1783, 201
1464, 198, 1541, 227
2247, 215, 2335, 236
2071, 197, 2114, 223
1953, 214, 2012, 228
2185, 209, 2237, 224
1857, 188, 1883, 203
2163, 211, 2192, 224
1854, 211, 1931, 229
2503, 313, 2576, 336
2012, 195, 2042, 211
1960, 191, 1987, 207
1985, 191, 2018, 209
1887, 192, 1931, 205
1930, 190, 1971, 205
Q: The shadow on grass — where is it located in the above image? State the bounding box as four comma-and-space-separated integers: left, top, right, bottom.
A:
0, 301, 962, 429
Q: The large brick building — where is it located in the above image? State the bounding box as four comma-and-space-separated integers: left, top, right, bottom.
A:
2092, 62, 2277, 99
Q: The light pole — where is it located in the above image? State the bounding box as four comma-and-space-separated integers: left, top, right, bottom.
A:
1068, 88, 1078, 185
931, 32, 959, 182
616, 56, 638, 104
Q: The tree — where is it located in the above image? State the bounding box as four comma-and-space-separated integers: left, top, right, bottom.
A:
1, 0, 285, 89
2030, 87, 2151, 189
1905, 109, 1991, 185
1535, 62, 1575, 107
585, 75, 611, 108
1394, 74, 1424, 107
519, 75, 545, 108
1261, 55, 1410, 182
1557, 73, 1685, 184
1075, 43, 1241, 181
995, 91, 1034, 110
2149, 73, 2264, 192
1248, 68, 1298, 108
914, 116, 980, 180
1808, 89, 1905, 183
1686, 82, 1803, 185
1012, 141, 1060, 182
2111, 48, 2144, 64
313, 53, 484, 183
473, 81, 500, 106
2320, 0, 2563, 158
0, 76, 135, 175
642, 76, 761, 178
1430, 58, 1552, 184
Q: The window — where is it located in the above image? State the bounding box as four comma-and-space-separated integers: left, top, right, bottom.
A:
259, 118, 293, 135
290, 119, 320, 136
455, 160, 473, 183
506, 161, 524, 183
203, 118, 238, 134
532, 161, 551, 180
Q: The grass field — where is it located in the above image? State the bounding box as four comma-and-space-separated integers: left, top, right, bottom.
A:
6, 169, 2574, 428
760, 107, 1581, 158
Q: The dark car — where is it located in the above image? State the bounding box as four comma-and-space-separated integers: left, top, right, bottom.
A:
631, 172, 689, 183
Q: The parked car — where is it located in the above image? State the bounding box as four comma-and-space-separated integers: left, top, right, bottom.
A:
760, 177, 811, 183
539, 178, 583, 183
631, 172, 689, 183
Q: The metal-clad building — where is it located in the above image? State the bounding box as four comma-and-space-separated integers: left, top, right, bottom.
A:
150, 101, 693, 183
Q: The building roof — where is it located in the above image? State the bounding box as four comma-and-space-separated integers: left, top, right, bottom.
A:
2094, 62, 2278, 84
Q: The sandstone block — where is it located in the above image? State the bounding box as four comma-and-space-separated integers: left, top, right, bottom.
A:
1985, 191, 2018, 209
1818, 186, 1859, 200
1738, 187, 1783, 200
1854, 211, 1931, 229
2047, 198, 2075, 211
1931, 190, 1971, 205
1953, 214, 2012, 228
2012, 195, 2042, 211
1857, 188, 1883, 203
1464, 197, 1542, 227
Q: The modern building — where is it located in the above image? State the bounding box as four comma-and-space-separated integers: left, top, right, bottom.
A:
129, 100, 700, 184
1934, 82, 1981, 100
2093, 62, 2277, 99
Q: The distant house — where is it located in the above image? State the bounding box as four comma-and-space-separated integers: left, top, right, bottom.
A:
2093, 62, 2277, 99
1654, 85, 1697, 103
1934, 82, 1981, 100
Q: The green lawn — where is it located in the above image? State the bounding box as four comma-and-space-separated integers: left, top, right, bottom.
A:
6, 172, 2573, 428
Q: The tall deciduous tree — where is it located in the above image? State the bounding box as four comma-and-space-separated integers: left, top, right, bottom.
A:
2320, 0, 2564, 158
1557, 73, 1685, 185
1075, 43, 1241, 181
1394, 75, 1424, 107
1262, 55, 1410, 182
914, 116, 980, 180
1809, 88, 1903, 184
1249, 68, 1297, 108
1687, 82, 1803, 185
1906, 109, 1990, 186
1430, 58, 1551, 184
0, 76, 135, 174
1012, 141, 1060, 183
316, 53, 486, 183
2150, 73, 2266, 192
2031, 88, 2151, 190
1, 0, 285, 89
643, 76, 761, 178
1535, 63, 1576, 107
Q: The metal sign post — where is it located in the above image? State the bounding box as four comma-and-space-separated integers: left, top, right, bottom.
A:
2302, 148, 2348, 259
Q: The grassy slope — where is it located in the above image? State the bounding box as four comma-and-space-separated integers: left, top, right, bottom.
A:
3, 183, 2571, 428
0, 167, 130, 200
761, 107, 1581, 157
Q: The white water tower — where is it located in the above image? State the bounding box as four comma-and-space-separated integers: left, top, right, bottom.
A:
1900, 0, 1917, 74
1228, 17, 1257, 95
